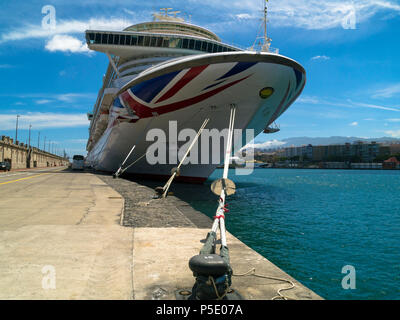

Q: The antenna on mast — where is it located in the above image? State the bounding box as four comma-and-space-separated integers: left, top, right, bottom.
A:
250, 0, 277, 53
153, 8, 185, 22
263, 0, 271, 52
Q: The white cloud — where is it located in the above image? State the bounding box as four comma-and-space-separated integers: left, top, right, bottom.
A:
0, 18, 132, 43
54, 93, 95, 102
295, 96, 400, 112
242, 139, 287, 150
384, 129, 400, 137
311, 55, 330, 61
349, 101, 400, 112
211, 0, 400, 30
35, 99, 52, 105
296, 95, 321, 104
45, 35, 90, 53
372, 83, 400, 98
235, 13, 253, 20
68, 139, 88, 144
386, 118, 400, 122
1, 0, 399, 48
350, 121, 359, 126
0, 92, 95, 103
0, 113, 88, 130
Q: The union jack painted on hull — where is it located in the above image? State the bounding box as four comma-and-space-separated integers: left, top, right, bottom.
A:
118, 62, 257, 120
86, 51, 306, 182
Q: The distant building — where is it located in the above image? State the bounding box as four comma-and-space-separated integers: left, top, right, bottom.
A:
277, 141, 389, 163
383, 157, 400, 169
389, 143, 400, 155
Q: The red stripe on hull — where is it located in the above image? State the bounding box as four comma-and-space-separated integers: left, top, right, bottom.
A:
156, 65, 209, 103
123, 75, 251, 119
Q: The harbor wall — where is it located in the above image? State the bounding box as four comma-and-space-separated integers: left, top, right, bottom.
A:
0, 135, 69, 169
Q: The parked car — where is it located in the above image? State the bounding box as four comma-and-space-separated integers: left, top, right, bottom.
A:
0, 161, 11, 171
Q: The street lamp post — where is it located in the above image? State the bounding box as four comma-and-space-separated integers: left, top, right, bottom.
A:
15, 115, 20, 143
28, 124, 32, 149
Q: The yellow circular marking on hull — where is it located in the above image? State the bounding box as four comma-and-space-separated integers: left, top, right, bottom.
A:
259, 87, 274, 99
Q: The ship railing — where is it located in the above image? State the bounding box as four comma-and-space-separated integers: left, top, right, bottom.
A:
90, 56, 120, 129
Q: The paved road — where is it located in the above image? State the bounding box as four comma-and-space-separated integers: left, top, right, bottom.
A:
0, 167, 60, 184
0, 168, 132, 299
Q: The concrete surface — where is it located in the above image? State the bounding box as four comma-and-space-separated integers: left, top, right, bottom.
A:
0, 168, 322, 300
0, 168, 132, 299
132, 228, 321, 300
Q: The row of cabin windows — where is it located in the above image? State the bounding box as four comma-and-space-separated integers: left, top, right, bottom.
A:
87, 33, 237, 53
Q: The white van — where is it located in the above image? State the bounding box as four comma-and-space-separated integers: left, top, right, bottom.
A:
71, 155, 85, 170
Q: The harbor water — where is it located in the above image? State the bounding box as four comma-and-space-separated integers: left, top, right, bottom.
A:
186, 168, 400, 300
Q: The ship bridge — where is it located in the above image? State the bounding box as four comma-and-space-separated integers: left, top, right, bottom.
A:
85, 24, 239, 60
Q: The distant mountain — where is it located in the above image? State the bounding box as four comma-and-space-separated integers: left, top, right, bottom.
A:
257, 136, 400, 150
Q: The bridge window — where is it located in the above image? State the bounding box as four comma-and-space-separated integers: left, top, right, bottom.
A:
189, 39, 195, 49
120, 35, 126, 45
106, 34, 112, 44
195, 40, 201, 51
101, 33, 108, 44
162, 38, 169, 48
113, 34, 119, 45
95, 33, 101, 44
87, 31, 236, 53
88, 33, 95, 44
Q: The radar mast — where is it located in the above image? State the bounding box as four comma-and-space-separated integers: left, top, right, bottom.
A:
152, 8, 185, 22
251, 0, 277, 53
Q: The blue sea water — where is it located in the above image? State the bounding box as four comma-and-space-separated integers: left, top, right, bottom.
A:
186, 168, 400, 300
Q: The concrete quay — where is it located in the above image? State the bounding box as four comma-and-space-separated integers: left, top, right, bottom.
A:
0, 168, 322, 300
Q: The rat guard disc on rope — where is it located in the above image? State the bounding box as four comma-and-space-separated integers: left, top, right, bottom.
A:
211, 178, 236, 196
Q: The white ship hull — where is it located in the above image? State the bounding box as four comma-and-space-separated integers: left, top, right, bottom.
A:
86, 52, 305, 183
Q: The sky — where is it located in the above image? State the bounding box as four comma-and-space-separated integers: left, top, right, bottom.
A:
0, 0, 400, 155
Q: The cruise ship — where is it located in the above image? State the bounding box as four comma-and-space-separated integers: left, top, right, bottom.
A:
85, 8, 306, 183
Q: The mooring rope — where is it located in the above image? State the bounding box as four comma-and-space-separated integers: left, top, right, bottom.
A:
209, 276, 229, 300
232, 268, 297, 300
116, 116, 157, 176
160, 117, 210, 198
